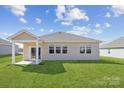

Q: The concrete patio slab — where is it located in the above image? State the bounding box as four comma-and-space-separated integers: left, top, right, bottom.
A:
15, 61, 36, 65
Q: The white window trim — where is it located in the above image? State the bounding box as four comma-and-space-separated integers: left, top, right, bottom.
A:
55, 45, 61, 54
86, 45, 92, 54
80, 45, 92, 54
62, 46, 68, 54
48, 44, 68, 54
48, 45, 55, 54
80, 45, 85, 54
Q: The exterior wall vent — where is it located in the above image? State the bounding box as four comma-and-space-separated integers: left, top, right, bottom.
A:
58, 32, 62, 34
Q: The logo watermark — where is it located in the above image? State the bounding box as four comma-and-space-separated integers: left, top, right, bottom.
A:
90, 76, 120, 86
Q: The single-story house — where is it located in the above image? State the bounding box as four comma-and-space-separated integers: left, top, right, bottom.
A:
8, 30, 101, 64
0, 38, 18, 55
100, 37, 124, 59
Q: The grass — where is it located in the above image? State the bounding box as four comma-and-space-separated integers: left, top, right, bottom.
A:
0, 54, 124, 88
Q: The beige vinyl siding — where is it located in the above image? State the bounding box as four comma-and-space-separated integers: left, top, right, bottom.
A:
42, 42, 99, 60
23, 42, 35, 60
23, 43, 29, 60
23, 42, 99, 60
23, 42, 42, 60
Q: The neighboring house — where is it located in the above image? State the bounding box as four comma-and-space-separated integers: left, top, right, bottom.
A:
0, 38, 18, 55
100, 37, 124, 59
8, 30, 101, 64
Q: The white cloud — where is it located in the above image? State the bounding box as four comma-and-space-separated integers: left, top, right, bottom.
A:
94, 29, 103, 34
68, 8, 89, 21
105, 12, 111, 18
45, 9, 50, 14
40, 28, 44, 32
7, 6, 27, 24
104, 22, 111, 28
55, 5, 66, 20
55, 5, 89, 25
19, 17, 27, 24
111, 5, 124, 17
95, 23, 101, 28
61, 21, 72, 25
105, 5, 124, 18
67, 26, 91, 36
26, 27, 34, 30
7, 5, 26, 17
95, 22, 111, 29
67, 22, 111, 36
66, 5, 75, 9
94, 22, 111, 34
95, 23, 103, 34
40, 28, 54, 34
49, 29, 54, 33
35, 18, 41, 24
0, 32, 12, 36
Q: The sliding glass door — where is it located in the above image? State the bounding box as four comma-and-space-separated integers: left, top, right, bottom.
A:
31, 47, 41, 60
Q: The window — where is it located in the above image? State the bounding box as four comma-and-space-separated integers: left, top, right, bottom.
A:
56, 46, 61, 54
86, 45, 91, 54
31, 48, 36, 59
80, 46, 85, 54
49, 46, 54, 54
49, 45, 68, 54
62, 46, 67, 54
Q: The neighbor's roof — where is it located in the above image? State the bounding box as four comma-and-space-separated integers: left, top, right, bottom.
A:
0, 38, 11, 45
100, 37, 124, 49
39, 32, 101, 43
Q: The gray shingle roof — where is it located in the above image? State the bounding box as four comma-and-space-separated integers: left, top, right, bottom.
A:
39, 32, 101, 43
100, 37, 124, 49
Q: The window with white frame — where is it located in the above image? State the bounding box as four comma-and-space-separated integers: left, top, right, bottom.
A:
49, 46, 54, 54
56, 46, 61, 54
80, 46, 85, 54
86, 45, 91, 54
62, 46, 67, 54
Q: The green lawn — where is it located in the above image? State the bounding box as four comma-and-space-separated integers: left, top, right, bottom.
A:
0, 54, 124, 88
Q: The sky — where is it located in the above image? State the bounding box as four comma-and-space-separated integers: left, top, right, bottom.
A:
0, 5, 124, 43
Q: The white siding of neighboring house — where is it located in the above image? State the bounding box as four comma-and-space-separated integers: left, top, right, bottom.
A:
100, 48, 124, 59
0, 44, 18, 55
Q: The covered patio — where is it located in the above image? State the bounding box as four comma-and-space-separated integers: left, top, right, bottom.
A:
7, 30, 42, 64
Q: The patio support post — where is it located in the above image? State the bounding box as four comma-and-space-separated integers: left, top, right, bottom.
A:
36, 40, 39, 64
12, 41, 15, 64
